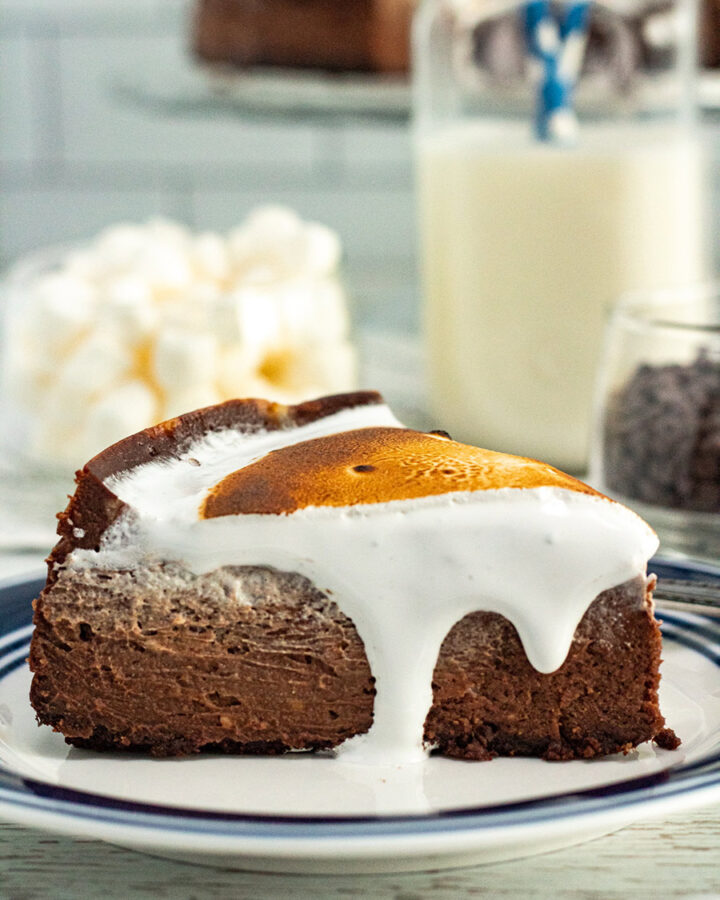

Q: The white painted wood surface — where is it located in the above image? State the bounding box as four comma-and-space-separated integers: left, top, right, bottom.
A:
2, 555, 719, 898
1, 810, 720, 899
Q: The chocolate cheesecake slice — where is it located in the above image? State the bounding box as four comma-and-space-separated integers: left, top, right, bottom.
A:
29, 391, 677, 761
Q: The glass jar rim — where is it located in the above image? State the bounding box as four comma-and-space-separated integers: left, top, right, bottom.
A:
611, 283, 720, 336
2, 242, 81, 289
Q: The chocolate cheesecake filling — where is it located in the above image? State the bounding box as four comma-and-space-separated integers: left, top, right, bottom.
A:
29, 391, 676, 761
30, 564, 665, 760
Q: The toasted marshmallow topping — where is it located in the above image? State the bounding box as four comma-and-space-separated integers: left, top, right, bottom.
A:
202, 426, 597, 517
74, 399, 658, 766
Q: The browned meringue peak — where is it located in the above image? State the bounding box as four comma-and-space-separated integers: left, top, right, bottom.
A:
201, 426, 600, 518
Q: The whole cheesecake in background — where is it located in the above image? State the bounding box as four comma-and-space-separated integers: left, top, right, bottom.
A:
192, 0, 415, 74
700, 0, 720, 67
2, 208, 356, 468
29, 391, 678, 763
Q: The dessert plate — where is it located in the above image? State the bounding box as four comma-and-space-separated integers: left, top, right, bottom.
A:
113, 57, 720, 125
115, 61, 410, 124
1, 561, 720, 874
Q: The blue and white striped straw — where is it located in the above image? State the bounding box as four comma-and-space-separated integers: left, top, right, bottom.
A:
524, 0, 590, 144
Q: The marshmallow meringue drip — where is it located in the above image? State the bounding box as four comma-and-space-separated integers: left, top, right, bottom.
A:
65, 402, 659, 766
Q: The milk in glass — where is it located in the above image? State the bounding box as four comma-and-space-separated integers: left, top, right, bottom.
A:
418, 123, 706, 470
414, 0, 707, 472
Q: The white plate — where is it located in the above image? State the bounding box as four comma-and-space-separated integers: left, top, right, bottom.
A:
2, 563, 720, 874
112, 54, 720, 123
113, 62, 410, 123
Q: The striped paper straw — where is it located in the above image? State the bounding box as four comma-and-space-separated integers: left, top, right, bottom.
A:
524, 0, 590, 143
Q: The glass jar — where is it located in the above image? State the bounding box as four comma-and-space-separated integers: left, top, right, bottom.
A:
0, 214, 358, 548
414, 0, 708, 472
590, 284, 720, 562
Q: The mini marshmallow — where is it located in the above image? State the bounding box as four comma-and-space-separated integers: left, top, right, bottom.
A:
217, 346, 253, 397
314, 281, 350, 341
251, 345, 304, 401
192, 232, 231, 283
217, 338, 356, 406
173, 283, 224, 329
54, 332, 131, 405
252, 340, 357, 404
152, 328, 217, 392
81, 380, 160, 457
25, 273, 96, 355
234, 287, 284, 355
243, 205, 304, 241
64, 249, 101, 281
302, 341, 358, 392
275, 281, 349, 344
160, 384, 222, 421
102, 276, 158, 343
140, 245, 194, 294
145, 217, 192, 247
304, 223, 342, 276
36, 388, 91, 442
229, 206, 307, 283
3, 339, 52, 411
93, 224, 149, 273
7, 323, 60, 383
208, 293, 243, 346
104, 274, 153, 308
28, 416, 81, 468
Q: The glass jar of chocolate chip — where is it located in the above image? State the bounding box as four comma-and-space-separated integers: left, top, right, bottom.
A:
591, 286, 720, 562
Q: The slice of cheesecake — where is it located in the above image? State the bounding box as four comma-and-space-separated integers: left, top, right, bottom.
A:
29, 391, 676, 762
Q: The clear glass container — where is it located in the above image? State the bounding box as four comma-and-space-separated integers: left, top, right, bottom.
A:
414, 0, 708, 473
0, 214, 359, 549
590, 284, 720, 562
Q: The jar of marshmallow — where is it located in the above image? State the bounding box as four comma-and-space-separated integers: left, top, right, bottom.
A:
0, 209, 357, 476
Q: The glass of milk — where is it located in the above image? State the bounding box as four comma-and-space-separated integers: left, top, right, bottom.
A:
414, 0, 708, 473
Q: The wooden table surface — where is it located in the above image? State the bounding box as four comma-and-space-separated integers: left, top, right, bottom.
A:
1, 811, 719, 899
2, 554, 719, 899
